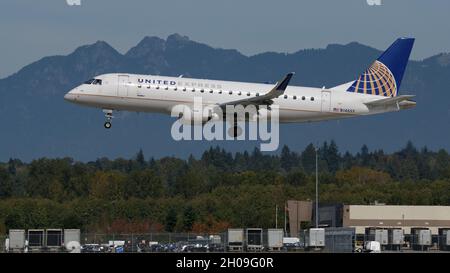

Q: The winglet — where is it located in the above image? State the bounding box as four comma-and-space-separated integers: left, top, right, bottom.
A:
217, 72, 295, 109
275, 72, 295, 91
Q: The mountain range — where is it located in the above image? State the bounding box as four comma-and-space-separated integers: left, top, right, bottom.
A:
0, 34, 449, 161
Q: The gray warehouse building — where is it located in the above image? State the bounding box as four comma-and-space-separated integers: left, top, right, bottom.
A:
343, 205, 450, 235
287, 200, 450, 236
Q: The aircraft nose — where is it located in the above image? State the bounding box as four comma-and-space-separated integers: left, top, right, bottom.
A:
64, 88, 79, 102
64, 92, 75, 102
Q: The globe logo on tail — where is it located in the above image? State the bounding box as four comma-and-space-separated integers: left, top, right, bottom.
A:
347, 60, 397, 97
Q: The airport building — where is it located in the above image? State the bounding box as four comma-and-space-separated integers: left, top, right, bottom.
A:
343, 205, 450, 235
287, 200, 450, 236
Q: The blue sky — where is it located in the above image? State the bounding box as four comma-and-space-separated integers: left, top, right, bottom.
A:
1, 0, 449, 78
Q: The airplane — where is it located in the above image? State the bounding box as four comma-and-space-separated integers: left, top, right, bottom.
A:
64, 38, 416, 135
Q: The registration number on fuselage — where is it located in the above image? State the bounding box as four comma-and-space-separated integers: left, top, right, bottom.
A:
333, 107, 356, 113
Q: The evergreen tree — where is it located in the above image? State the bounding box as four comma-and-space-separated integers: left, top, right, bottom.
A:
360, 144, 370, 166
165, 207, 178, 232
135, 149, 146, 169
7, 158, 17, 175
325, 140, 340, 173
0, 167, 12, 198
281, 145, 295, 171
182, 205, 197, 231
302, 144, 317, 174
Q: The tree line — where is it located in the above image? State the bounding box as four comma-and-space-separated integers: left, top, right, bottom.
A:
0, 141, 449, 234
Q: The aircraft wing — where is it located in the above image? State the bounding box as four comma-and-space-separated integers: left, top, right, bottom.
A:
364, 95, 415, 107
217, 72, 295, 109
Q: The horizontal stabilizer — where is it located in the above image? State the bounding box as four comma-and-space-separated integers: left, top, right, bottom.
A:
364, 95, 415, 107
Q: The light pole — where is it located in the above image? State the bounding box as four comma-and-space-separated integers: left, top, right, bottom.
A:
275, 204, 278, 229
315, 145, 319, 228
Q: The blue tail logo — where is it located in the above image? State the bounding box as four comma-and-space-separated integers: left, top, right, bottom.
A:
347, 38, 415, 97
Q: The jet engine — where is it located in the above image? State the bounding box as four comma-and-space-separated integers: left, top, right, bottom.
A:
179, 105, 221, 125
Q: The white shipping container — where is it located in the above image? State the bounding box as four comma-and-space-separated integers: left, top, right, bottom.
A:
227, 229, 244, 245
64, 229, 81, 248
267, 229, 283, 248
307, 228, 325, 247
390, 229, 404, 245
9, 230, 26, 250
418, 230, 432, 246
375, 229, 388, 245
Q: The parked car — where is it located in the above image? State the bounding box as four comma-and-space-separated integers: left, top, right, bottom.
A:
81, 244, 109, 253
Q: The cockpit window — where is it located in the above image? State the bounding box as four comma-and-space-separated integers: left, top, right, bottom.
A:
92, 79, 102, 85
84, 79, 102, 85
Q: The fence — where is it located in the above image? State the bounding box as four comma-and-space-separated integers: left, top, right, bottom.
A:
79, 232, 228, 253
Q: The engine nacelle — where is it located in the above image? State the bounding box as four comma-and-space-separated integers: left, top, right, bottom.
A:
179, 105, 220, 125
251, 107, 273, 121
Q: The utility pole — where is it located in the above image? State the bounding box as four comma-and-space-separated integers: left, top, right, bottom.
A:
315, 145, 319, 228
275, 204, 278, 229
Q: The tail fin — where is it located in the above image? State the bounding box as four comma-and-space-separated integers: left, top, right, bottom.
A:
346, 38, 415, 97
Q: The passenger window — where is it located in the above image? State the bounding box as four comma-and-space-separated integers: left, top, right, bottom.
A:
284, 95, 288, 99
311, 97, 314, 101
219, 90, 223, 94
147, 86, 151, 89
229, 91, 233, 95
247, 92, 250, 96
238, 91, 242, 96
183, 88, 186, 91
209, 90, 213, 93
200, 89, 204, 93
302, 96, 306, 100
174, 87, 177, 91
192, 88, 195, 92
293, 96, 297, 100
256, 93, 260, 96
138, 85, 142, 88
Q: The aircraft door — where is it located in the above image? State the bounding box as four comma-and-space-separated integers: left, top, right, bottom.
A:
321, 91, 331, 112
117, 75, 129, 97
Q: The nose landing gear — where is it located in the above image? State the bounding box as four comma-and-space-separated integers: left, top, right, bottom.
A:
103, 109, 114, 129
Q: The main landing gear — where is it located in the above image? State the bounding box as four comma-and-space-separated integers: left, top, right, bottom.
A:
103, 109, 113, 129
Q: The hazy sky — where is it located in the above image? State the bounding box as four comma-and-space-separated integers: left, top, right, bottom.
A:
0, 0, 449, 78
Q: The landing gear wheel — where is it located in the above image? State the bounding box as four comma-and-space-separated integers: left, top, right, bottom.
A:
102, 109, 114, 129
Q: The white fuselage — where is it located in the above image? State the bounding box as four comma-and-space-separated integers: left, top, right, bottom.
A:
64, 73, 409, 123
